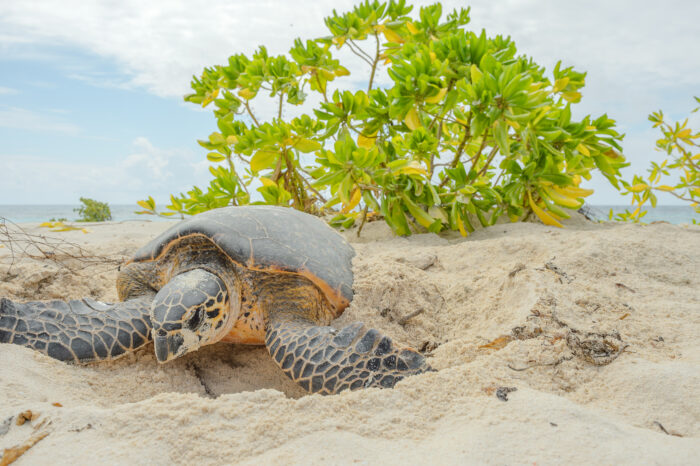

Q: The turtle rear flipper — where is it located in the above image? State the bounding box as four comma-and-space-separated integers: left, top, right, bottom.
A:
265, 311, 431, 395
0, 295, 153, 363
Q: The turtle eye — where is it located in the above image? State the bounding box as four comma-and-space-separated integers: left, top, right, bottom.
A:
187, 306, 204, 330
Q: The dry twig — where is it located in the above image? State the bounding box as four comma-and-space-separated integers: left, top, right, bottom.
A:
0, 217, 123, 274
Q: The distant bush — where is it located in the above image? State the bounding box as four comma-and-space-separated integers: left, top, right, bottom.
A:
74, 197, 112, 222
139, 1, 627, 235
613, 97, 699, 223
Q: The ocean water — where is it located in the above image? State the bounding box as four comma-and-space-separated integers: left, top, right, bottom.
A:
586, 205, 699, 225
0, 204, 174, 223
0, 204, 697, 225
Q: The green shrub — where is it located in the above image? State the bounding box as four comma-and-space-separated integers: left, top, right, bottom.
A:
74, 197, 112, 222
139, 1, 627, 235
613, 97, 699, 223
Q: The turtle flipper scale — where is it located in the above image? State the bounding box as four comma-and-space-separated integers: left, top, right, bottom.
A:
0, 295, 153, 363
265, 312, 431, 395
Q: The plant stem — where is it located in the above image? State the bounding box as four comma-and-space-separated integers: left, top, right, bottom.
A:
468, 131, 489, 173
476, 145, 500, 177
316, 74, 329, 102
345, 41, 373, 66
278, 94, 283, 120
492, 168, 505, 186
348, 38, 374, 63
297, 169, 329, 203
357, 203, 369, 237
438, 128, 473, 188
367, 33, 380, 93
245, 101, 260, 127
272, 156, 283, 182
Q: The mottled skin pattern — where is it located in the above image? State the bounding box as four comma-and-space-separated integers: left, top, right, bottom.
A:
0, 206, 432, 394
260, 275, 428, 394
0, 295, 153, 363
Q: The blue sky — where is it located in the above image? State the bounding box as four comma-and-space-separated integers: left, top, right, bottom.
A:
0, 0, 698, 206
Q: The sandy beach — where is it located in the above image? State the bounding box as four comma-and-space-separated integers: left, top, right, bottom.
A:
1, 215, 699, 465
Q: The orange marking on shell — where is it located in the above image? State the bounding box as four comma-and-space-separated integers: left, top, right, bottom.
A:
127, 233, 350, 316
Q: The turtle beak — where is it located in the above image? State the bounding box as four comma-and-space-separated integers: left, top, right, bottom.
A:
154, 332, 184, 363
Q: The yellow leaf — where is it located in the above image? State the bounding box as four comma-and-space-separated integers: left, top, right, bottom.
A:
319, 68, 336, 80
479, 335, 512, 350
654, 185, 675, 192
628, 183, 649, 193
238, 88, 255, 100
543, 187, 583, 209
342, 188, 362, 213
424, 88, 447, 104
395, 161, 427, 176
332, 36, 346, 48
357, 133, 376, 149
470, 64, 482, 84
260, 177, 276, 187
553, 185, 594, 198
586, 125, 597, 131
202, 89, 218, 107
576, 143, 591, 156
528, 192, 563, 228
406, 21, 420, 34
382, 27, 404, 43
404, 106, 421, 130
207, 152, 226, 162
226, 135, 238, 145
250, 149, 278, 172
294, 138, 322, 153
573, 175, 582, 186
136, 200, 153, 210
456, 212, 468, 237
553, 77, 569, 92
562, 91, 582, 103
677, 129, 692, 138
506, 120, 520, 130
429, 51, 437, 62
334, 66, 350, 77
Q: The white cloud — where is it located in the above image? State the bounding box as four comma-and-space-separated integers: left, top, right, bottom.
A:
0, 1, 698, 204
0, 0, 696, 100
0, 106, 81, 134
0, 138, 210, 204
0, 86, 18, 95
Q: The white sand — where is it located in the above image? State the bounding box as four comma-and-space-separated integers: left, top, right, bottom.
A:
1, 216, 699, 464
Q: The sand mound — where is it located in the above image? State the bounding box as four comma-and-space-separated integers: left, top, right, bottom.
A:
1, 218, 699, 464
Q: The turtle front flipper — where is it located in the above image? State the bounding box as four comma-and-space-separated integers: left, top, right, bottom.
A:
0, 294, 153, 363
265, 311, 431, 395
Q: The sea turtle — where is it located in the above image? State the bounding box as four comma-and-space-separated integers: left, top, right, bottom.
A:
0, 206, 430, 394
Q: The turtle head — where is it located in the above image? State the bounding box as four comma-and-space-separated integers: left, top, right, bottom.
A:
150, 269, 232, 363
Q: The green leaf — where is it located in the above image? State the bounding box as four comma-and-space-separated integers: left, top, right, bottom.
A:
493, 120, 510, 157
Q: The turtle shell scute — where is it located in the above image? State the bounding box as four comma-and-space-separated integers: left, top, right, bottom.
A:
131, 206, 355, 310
